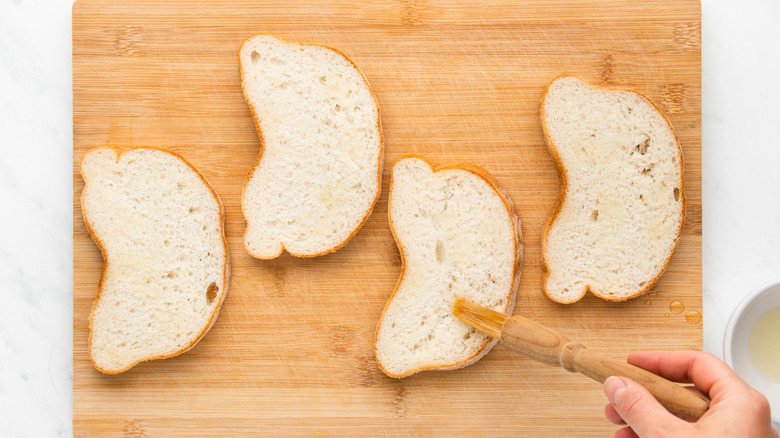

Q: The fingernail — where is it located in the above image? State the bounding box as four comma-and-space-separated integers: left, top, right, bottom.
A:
605, 376, 627, 405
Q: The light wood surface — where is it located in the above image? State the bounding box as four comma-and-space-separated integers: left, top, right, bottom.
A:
73, 0, 702, 435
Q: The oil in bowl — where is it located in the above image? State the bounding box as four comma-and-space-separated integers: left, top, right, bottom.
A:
748, 307, 780, 383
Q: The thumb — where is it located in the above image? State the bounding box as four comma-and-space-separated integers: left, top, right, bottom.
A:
605, 376, 686, 437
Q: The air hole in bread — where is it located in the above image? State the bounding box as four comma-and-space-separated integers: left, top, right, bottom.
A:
250, 51, 260, 64
206, 282, 219, 304
634, 137, 650, 155
335, 104, 341, 112
673, 187, 680, 201
641, 166, 652, 175
435, 240, 445, 264
591, 210, 599, 221
319, 75, 326, 84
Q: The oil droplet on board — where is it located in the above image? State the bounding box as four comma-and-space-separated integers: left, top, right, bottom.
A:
664, 313, 670, 318
748, 307, 780, 383
669, 301, 685, 314
685, 310, 702, 324
644, 300, 652, 307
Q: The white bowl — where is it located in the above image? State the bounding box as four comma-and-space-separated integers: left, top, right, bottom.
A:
724, 279, 780, 425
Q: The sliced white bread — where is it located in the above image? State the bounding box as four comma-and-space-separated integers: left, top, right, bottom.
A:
540, 75, 684, 303
238, 34, 383, 259
375, 156, 522, 378
80, 147, 230, 374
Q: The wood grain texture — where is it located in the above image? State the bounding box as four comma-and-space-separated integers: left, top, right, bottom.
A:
73, 0, 701, 435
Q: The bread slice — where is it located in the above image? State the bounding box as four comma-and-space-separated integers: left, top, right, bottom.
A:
540, 75, 685, 303
79, 147, 230, 374
238, 34, 383, 259
375, 156, 522, 378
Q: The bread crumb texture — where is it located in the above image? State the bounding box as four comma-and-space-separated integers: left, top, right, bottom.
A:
375, 157, 519, 378
542, 76, 684, 303
80, 147, 228, 373
239, 34, 382, 258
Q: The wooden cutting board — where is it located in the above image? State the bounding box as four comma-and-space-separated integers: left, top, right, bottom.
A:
72, 0, 701, 435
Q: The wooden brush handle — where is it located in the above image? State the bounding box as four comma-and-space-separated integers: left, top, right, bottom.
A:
501, 316, 710, 420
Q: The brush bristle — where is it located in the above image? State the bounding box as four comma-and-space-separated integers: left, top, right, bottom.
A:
451, 299, 507, 339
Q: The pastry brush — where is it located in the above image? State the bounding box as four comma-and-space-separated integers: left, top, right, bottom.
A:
452, 298, 710, 419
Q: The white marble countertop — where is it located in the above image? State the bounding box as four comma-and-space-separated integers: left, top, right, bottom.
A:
1, 0, 779, 435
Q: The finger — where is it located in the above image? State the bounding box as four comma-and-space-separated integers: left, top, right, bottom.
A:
684, 384, 706, 399
626, 351, 695, 383
604, 403, 626, 425
605, 376, 687, 436
614, 426, 639, 438
627, 351, 744, 395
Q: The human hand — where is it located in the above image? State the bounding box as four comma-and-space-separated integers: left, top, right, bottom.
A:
603, 351, 778, 438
